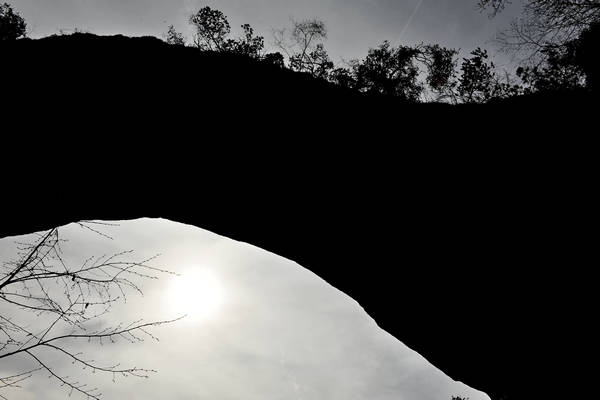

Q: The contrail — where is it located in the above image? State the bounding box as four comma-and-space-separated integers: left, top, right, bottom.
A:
396, 0, 425, 44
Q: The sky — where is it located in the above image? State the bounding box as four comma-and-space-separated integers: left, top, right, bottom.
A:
10, 0, 523, 68
0, 218, 491, 400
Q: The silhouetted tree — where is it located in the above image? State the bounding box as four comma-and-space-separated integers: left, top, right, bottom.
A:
224, 23, 264, 58
293, 43, 334, 79
477, 0, 600, 94
273, 18, 334, 79
457, 48, 497, 103
351, 40, 422, 101
478, 0, 600, 62
0, 2, 26, 41
164, 24, 186, 46
417, 44, 460, 103
189, 6, 231, 52
516, 40, 586, 93
0, 223, 179, 400
329, 67, 357, 89
457, 48, 521, 103
328, 41, 462, 102
189, 6, 264, 58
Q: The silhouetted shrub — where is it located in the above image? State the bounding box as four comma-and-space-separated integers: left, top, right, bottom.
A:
263, 52, 285, 68
188, 6, 264, 59
0, 2, 26, 41
164, 24, 186, 46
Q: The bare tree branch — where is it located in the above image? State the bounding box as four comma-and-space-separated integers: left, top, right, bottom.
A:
0, 224, 181, 399
480, 0, 600, 64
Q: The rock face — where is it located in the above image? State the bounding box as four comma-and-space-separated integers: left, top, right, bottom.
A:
1, 33, 594, 400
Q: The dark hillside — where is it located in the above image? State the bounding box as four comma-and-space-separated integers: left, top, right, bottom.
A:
1, 33, 364, 136
0, 33, 595, 400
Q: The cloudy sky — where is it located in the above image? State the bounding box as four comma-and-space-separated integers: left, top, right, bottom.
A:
0, 219, 490, 400
11, 0, 522, 67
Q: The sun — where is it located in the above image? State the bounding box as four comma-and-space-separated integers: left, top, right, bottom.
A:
167, 268, 225, 321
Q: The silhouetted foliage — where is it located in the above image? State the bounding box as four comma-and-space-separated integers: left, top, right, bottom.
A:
189, 6, 231, 51
418, 44, 460, 102
224, 23, 264, 58
0, 223, 179, 400
516, 43, 585, 93
476, 0, 600, 96
479, 0, 600, 63
329, 67, 356, 90
274, 17, 462, 99
512, 20, 600, 93
351, 40, 422, 101
291, 42, 333, 79
2, 2, 593, 112
164, 24, 186, 46
576, 21, 600, 91
184, 5, 596, 102
273, 18, 334, 79
457, 48, 522, 103
189, 6, 264, 59
339, 41, 464, 103
262, 51, 285, 68
0, 2, 26, 41
457, 48, 497, 103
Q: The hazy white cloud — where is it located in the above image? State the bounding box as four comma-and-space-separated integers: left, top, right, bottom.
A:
1, 218, 489, 400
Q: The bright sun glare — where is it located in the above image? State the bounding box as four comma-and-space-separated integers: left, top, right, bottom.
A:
167, 268, 225, 321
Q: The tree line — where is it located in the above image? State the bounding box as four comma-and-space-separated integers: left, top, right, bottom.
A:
166, 6, 524, 103
2, 1, 597, 103
171, 1, 598, 102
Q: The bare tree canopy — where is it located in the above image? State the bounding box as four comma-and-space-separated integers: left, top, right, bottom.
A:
0, 223, 179, 400
478, 0, 513, 16
479, 0, 600, 61
273, 19, 334, 78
